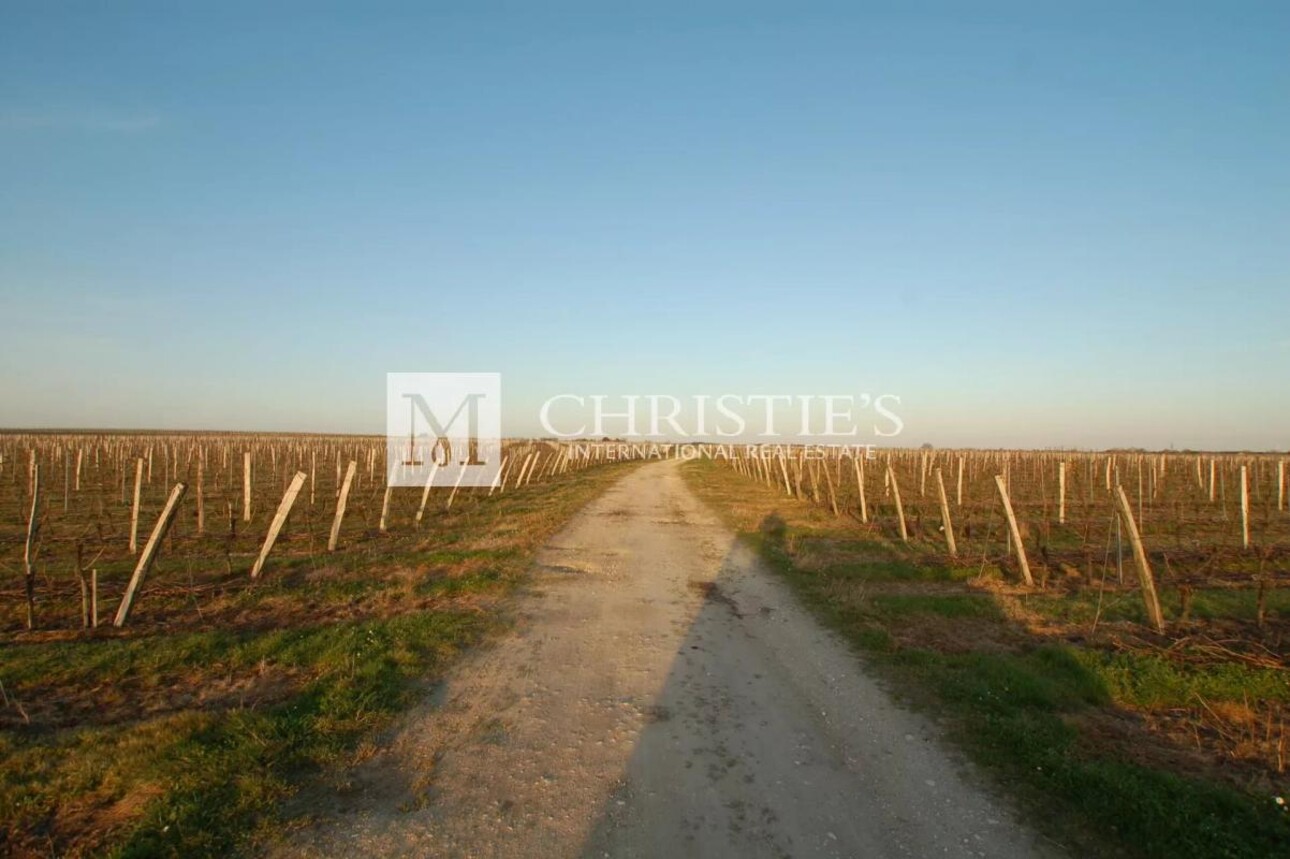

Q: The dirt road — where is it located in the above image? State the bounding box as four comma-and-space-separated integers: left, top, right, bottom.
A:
277, 460, 1060, 858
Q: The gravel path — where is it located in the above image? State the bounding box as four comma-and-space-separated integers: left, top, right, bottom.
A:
274, 460, 1061, 858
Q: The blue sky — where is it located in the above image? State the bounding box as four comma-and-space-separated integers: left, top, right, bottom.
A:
1, 1, 1286, 448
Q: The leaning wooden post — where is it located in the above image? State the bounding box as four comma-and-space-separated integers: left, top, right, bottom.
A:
547, 447, 569, 480
1239, 465, 1250, 549
935, 468, 957, 557
251, 471, 307, 579
1278, 460, 1286, 512
1058, 462, 1067, 525
379, 482, 394, 533
328, 461, 357, 552
445, 466, 468, 510
994, 475, 1034, 586
512, 453, 534, 489
415, 462, 440, 524
887, 466, 908, 542
489, 456, 509, 496
497, 456, 515, 494
524, 453, 543, 486
114, 482, 187, 627
821, 461, 840, 517
1113, 485, 1165, 634
242, 451, 252, 522
852, 455, 868, 523
129, 458, 143, 554
517, 452, 536, 487
527, 451, 546, 485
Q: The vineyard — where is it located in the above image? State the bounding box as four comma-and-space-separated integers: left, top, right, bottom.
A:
9, 438, 1282, 640
0, 433, 639, 636
717, 445, 1289, 623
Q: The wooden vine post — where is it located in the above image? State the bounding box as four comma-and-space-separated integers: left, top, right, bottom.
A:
114, 482, 188, 627
1113, 485, 1165, 634
498, 454, 518, 493
935, 468, 957, 557
1058, 461, 1067, 525
251, 471, 307, 579
1239, 465, 1250, 549
852, 455, 868, 523
776, 452, 792, 496
129, 457, 143, 554
489, 456, 509, 495
498, 456, 515, 494
821, 460, 839, 517
196, 458, 205, 534
379, 482, 394, 533
993, 475, 1034, 586
328, 461, 357, 552
415, 463, 440, 524
242, 451, 252, 522
887, 466, 908, 542
445, 466, 467, 510
510, 453, 532, 491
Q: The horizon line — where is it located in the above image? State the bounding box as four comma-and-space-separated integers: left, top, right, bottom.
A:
0, 427, 1284, 455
